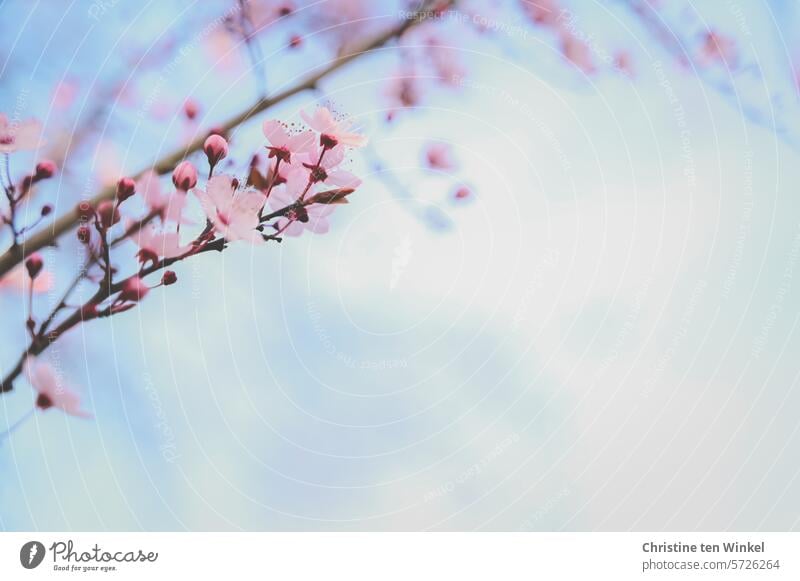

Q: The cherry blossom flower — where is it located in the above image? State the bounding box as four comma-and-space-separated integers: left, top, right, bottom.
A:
24, 358, 91, 418
262, 119, 315, 162
268, 177, 335, 237
132, 222, 191, 260
0, 114, 43, 153
137, 171, 191, 224
194, 174, 266, 243
300, 107, 367, 147
294, 143, 362, 189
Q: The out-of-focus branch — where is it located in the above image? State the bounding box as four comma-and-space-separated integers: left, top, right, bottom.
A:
0, 0, 450, 280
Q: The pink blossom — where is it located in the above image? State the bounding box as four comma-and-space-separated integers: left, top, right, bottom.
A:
119, 276, 149, 302
262, 119, 315, 162
0, 114, 43, 153
194, 174, 266, 244
300, 107, 368, 148
295, 143, 362, 189
24, 359, 91, 418
267, 168, 335, 237
132, 223, 191, 259
137, 171, 190, 224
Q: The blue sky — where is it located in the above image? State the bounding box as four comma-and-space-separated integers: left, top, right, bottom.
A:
2, 0, 800, 530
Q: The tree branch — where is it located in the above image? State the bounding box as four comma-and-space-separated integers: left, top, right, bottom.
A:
0, 1, 446, 280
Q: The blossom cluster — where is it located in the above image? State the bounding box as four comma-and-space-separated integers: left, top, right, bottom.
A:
0, 106, 366, 429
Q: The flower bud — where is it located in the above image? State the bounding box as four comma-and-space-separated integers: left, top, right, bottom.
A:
119, 276, 149, 303
116, 176, 136, 202
172, 161, 198, 191
40, 204, 53, 216
35, 159, 57, 179
203, 135, 228, 170
25, 253, 43, 279
183, 99, 199, 121
289, 34, 302, 49
96, 200, 120, 229
161, 271, 177, 286
454, 186, 471, 200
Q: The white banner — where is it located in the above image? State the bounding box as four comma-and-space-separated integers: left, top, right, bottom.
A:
0, 533, 797, 580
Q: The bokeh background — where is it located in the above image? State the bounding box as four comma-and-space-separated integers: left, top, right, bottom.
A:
2, 0, 800, 530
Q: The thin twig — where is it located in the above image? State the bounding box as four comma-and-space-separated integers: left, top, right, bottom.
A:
0, 1, 446, 280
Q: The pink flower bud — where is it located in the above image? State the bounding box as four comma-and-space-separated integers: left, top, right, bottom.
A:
289, 34, 303, 49
35, 160, 57, 179
25, 253, 43, 279
453, 185, 471, 200
40, 204, 52, 216
116, 176, 136, 202
96, 200, 120, 229
119, 276, 149, 303
172, 161, 198, 191
161, 271, 177, 286
203, 135, 228, 169
183, 99, 200, 121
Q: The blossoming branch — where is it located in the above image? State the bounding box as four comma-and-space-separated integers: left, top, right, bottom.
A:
0, 106, 366, 435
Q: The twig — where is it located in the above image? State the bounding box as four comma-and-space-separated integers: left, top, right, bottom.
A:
0, 1, 446, 280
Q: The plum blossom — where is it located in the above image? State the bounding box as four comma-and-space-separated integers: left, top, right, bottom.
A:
24, 358, 91, 418
137, 171, 191, 223
294, 143, 362, 189
132, 222, 191, 260
268, 174, 335, 237
262, 119, 315, 162
194, 174, 266, 243
300, 107, 367, 147
0, 114, 43, 153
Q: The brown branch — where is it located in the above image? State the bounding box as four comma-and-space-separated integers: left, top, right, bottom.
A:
0, 187, 337, 393
0, 1, 445, 280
